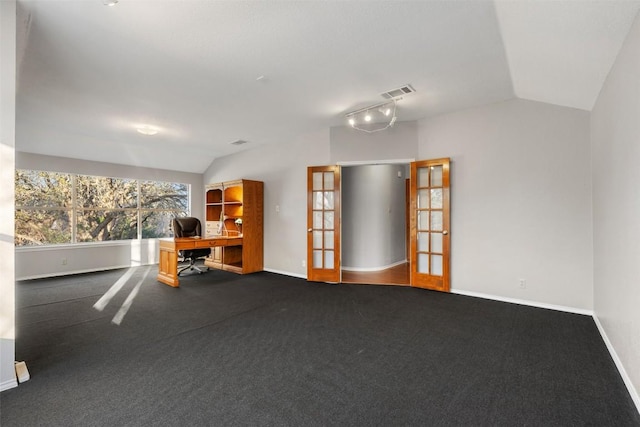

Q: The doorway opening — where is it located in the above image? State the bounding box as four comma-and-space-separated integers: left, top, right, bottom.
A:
341, 262, 410, 286
340, 162, 410, 286
307, 158, 451, 291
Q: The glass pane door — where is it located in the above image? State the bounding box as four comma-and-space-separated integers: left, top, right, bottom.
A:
307, 166, 341, 282
410, 159, 450, 291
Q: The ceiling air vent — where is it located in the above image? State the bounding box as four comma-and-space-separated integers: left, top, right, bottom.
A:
380, 84, 416, 99
230, 139, 248, 146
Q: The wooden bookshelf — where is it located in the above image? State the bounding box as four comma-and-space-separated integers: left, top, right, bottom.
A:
204, 179, 263, 274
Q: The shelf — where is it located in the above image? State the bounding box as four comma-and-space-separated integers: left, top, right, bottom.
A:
204, 179, 263, 274
206, 205, 222, 222
206, 188, 222, 204
224, 204, 243, 218
224, 186, 243, 203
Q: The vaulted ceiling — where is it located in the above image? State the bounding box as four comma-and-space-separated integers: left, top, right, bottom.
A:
15, 0, 640, 173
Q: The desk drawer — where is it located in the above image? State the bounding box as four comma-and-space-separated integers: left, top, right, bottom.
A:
194, 240, 224, 248
194, 238, 242, 248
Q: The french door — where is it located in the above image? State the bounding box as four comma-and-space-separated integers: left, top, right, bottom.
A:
306, 159, 450, 292
410, 158, 450, 291
306, 166, 341, 283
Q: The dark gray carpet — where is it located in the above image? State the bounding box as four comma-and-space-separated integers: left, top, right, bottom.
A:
1, 267, 639, 426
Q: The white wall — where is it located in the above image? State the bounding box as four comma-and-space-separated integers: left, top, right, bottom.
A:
330, 121, 418, 163
205, 101, 594, 315
418, 99, 593, 311
203, 123, 417, 278
591, 10, 640, 409
203, 129, 330, 277
1, 0, 17, 391
342, 164, 407, 270
14, 152, 203, 280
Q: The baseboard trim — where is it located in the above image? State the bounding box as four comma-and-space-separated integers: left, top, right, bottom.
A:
260, 271, 595, 317
452, 289, 639, 414
20, 265, 304, 282
450, 289, 593, 316
17, 263, 154, 281
0, 378, 18, 392
592, 315, 640, 414
341, 259, 408, 272
263, 268, 306, 280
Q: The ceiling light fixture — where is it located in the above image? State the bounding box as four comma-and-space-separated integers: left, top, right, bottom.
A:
379, 106, 392, 116
136, 125, 159, 136
345, 99, 397, 133
103, 0, 118, 6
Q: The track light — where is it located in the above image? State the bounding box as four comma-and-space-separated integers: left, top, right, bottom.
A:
379, 106, 392, 116
344, 99, 397, 133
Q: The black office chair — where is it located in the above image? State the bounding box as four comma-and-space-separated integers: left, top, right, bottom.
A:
172, 217, 210, 276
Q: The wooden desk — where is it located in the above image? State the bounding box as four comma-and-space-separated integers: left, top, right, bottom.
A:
157, 236, 242, 287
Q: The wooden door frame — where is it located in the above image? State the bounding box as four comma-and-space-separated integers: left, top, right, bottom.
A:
306, 159, 449, 291
306, 165, 341, 283
410, 158, 451, 292
406, 178, 410, 261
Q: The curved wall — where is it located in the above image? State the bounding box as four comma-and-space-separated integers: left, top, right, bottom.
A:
341, 164, 407, 270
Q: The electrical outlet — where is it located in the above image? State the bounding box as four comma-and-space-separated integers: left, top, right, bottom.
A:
62, 258, 67, 265
519, 279, 526, 289
302, 260, 306, 268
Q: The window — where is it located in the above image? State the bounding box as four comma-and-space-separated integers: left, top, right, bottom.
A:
15, 170, 189, 246
15, 170, 72, 245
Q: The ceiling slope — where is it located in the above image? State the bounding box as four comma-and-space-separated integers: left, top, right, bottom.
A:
495, 0, 640, 111
14, 0, 640, 172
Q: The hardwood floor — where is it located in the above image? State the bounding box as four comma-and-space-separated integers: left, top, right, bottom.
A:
341, 262, 410, 286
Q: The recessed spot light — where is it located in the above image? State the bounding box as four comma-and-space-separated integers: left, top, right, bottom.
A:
136, 125, 159, 136
103, 0, 118, 6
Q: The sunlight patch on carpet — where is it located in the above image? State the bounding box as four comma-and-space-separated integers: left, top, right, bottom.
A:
92, 266, 151, 325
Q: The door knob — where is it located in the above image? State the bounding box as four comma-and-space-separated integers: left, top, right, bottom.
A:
443, 230, 449, 235
308, 228, 312, 232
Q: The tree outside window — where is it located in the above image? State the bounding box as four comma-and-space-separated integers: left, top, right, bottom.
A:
15, 170, 189, 246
